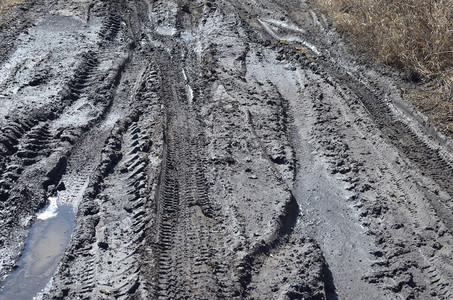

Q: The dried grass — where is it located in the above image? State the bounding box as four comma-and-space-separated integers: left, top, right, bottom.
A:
317, 0, 453, 136
0, 0, 25, 16
317, 0, 453, 84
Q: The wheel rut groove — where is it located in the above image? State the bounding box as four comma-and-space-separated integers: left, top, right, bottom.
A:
326, 64, 453, 231
146, 49, 229, 299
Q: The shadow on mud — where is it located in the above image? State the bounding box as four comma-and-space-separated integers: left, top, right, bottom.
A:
0, 203, 74, 300
324, 262, 338, 300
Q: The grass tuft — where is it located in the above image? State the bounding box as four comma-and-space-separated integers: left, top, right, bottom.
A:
316, 0, 453, 84
0, 0, 25, 18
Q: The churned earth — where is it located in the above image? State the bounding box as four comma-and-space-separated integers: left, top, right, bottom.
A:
0, 0, 453, 299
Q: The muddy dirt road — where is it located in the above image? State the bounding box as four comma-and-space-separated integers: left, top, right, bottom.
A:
1, 0, 453, 299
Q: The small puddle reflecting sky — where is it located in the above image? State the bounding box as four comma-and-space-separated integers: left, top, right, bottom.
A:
0, 202, 74, 300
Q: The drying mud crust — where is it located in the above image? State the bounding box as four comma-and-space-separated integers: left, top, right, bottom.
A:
1, 0, 453, 299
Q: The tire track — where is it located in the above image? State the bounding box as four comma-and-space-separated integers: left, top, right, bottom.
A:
99, 7, 122, 42
152, 127, 227, 299
143, 45, 235, 298
96, 119, 155, 299
321, 63, 453, 231
41, 57, 163, 298
8, 1, 453, 299
0, 49, 99, 178
0, 48, 100, 202
0, 0, 129, 291
299, 55, 453, 298
1, 122, 50, 187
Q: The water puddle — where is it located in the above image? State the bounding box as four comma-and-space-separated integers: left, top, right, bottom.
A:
0, 196, 75, 300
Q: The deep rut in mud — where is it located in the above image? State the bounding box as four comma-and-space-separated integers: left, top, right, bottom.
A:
1, 0, 453, 299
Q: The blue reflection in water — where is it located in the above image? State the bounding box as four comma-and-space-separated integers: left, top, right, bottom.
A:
0, 204, 74, 300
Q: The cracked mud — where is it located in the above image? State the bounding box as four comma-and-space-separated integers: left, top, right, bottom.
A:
1, 0, 453, 299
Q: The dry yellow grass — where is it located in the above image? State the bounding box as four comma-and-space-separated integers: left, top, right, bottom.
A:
317, 0, 453, 136
0, 0, 25, 17
0, 0, 25, 26
317, 0, 453, 84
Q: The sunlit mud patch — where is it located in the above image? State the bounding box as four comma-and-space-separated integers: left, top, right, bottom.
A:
0, 202, 74, 300
36, 196, 59, 221
257, 18, 320, 55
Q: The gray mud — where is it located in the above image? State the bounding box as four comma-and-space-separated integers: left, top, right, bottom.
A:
1, 0, 453, 299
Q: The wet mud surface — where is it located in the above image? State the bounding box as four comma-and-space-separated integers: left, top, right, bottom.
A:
1, 0, 453, 299
0, 204, 74, 300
